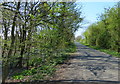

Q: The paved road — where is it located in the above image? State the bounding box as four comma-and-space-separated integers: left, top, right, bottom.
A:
50, 42, 120, 82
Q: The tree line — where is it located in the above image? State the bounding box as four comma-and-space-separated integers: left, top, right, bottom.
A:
0, 2, 83, 82
79, 3, 120, 53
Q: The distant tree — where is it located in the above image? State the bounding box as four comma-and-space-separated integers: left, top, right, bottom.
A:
82, 3, 120, 52
75, 36, 82, 42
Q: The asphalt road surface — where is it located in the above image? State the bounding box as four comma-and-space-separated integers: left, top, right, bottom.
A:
50, 42, 120, 83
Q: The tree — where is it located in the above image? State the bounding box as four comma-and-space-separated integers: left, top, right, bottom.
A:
1, 2, 83, 82
82, 3, 120, 52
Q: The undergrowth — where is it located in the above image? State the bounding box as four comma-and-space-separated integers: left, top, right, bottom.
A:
11, 43, 76, 81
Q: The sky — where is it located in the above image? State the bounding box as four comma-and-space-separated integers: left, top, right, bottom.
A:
75, 2, 117, 37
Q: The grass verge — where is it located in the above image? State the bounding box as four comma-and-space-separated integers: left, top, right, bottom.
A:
81, 43, 120, 58
10, 43, 77, 82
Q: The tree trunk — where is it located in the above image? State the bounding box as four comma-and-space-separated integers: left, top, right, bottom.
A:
2, 2, 20, 83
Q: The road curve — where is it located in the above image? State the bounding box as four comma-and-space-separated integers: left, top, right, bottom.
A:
50, 42, 120, 83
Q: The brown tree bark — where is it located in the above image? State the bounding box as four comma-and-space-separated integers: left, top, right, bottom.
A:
2, 2, 21, 83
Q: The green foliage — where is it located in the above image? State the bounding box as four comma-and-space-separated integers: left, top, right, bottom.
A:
75, 36, 82, 42
12, 75, 24, 80
1, 2, 83, 82
65, 42, 77, 53
85, 44, 120, 58
32, 74, 44, 80
100, 49, 120, 57
12, 54, 68, 80
21, 68, 37, 76
80, 4, 120, 53
29, 58, 43, 67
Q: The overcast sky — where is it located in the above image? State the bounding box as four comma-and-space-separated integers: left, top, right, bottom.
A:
75, 2, 117, 37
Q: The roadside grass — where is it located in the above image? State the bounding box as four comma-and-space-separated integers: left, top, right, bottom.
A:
11, 43, 76, 81
81, 43, 120, 58
12, 54, 69, 81
65, 42, 77, 53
